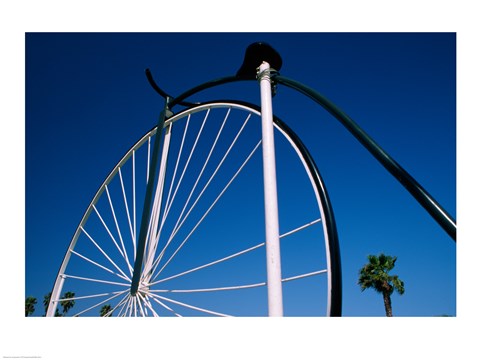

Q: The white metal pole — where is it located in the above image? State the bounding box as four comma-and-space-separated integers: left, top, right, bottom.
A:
258, 61, 283, 316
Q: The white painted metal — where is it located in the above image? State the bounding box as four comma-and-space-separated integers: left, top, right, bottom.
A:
54, 290, 126, 302
73, 290, 129, 317
152, 113, 254, 276
80, 226, 130, 280
154, 140, 262, 278
146, 137, 151, 183
276, 123, 335, 316
117, 295, 131, 316
147, 112, 253, 283
150, 268, 327, 293
161, 111, 214, 250
161, 112, 209, 223
149, 293, 232, 317
48, 102, 333, 317
143, 124, 173, 285
105, 184, 132, 274
282, 269, 328, 282
150, 218, 321, 287
69, 249, 129, 280
150, 242, 265, 286
91, 204, 128, 266
132, 150, 137, 253
118, 167, 135, 255
61, 273, 130, 286
258, 61, 284, 317
149, 295, 182, 317
167, 108, 230, 242
161, 114, 191, 229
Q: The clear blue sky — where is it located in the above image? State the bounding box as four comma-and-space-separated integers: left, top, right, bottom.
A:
25, 32, 456, 317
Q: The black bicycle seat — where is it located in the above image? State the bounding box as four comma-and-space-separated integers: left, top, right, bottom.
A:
236, 42, 283, 79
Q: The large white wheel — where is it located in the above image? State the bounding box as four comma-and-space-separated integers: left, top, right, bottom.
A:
47, 101, 341, 317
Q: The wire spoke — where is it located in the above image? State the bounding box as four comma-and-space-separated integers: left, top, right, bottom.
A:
155, 112, 253, 271
149, 243, 264, 286
118, 296, 132, 317
132, 149, 137, 257
104, 293, 130, 317
72, 289, 129, 317
282, 269, 327, 282
118, 167, 136, 258
162, 110, 209, 225
126, 299, 134, 317
80, 226, 130, 280
149, 294, 183, 317
70, 249, 130, 282
54, 290, 127, 303
152, 213, 317, 287
151, 269, 327, 294
146, 135, 151, 184
137, 296, 146, 317
152, 282, 266, 293
161, 115, 191, 227
105, 184, 132, 275
164, 108, 231, 247
61, 274, 131, 287
128, 298, 135, 317
137, 293, 160, 317
92, 204, 131, 273
154, 140, 262, 278
136, 296, 143, 317
148, 292, 231, 317
281, 218, 322, 237
102, 307, 115, 317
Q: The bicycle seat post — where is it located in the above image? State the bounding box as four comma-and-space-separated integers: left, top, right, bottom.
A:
258, 60, 284, 317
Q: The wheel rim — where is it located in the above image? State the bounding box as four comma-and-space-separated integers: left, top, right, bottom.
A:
47, 101, 341, 317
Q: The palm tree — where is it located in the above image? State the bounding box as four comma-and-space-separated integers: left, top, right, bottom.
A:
43, 292, 52, 315
60, 291, 75, 315
358, 253, 405, 316
43, 291, 74, 316
100, 304, 113, 317
25, 296, 37, 317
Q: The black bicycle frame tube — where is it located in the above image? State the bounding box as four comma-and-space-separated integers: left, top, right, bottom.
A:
274, 75, 456, 242
168, 75, 243, 108
145, 70, 456, 241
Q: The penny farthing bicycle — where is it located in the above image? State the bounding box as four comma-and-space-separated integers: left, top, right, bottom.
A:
46, 43, 455, 317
